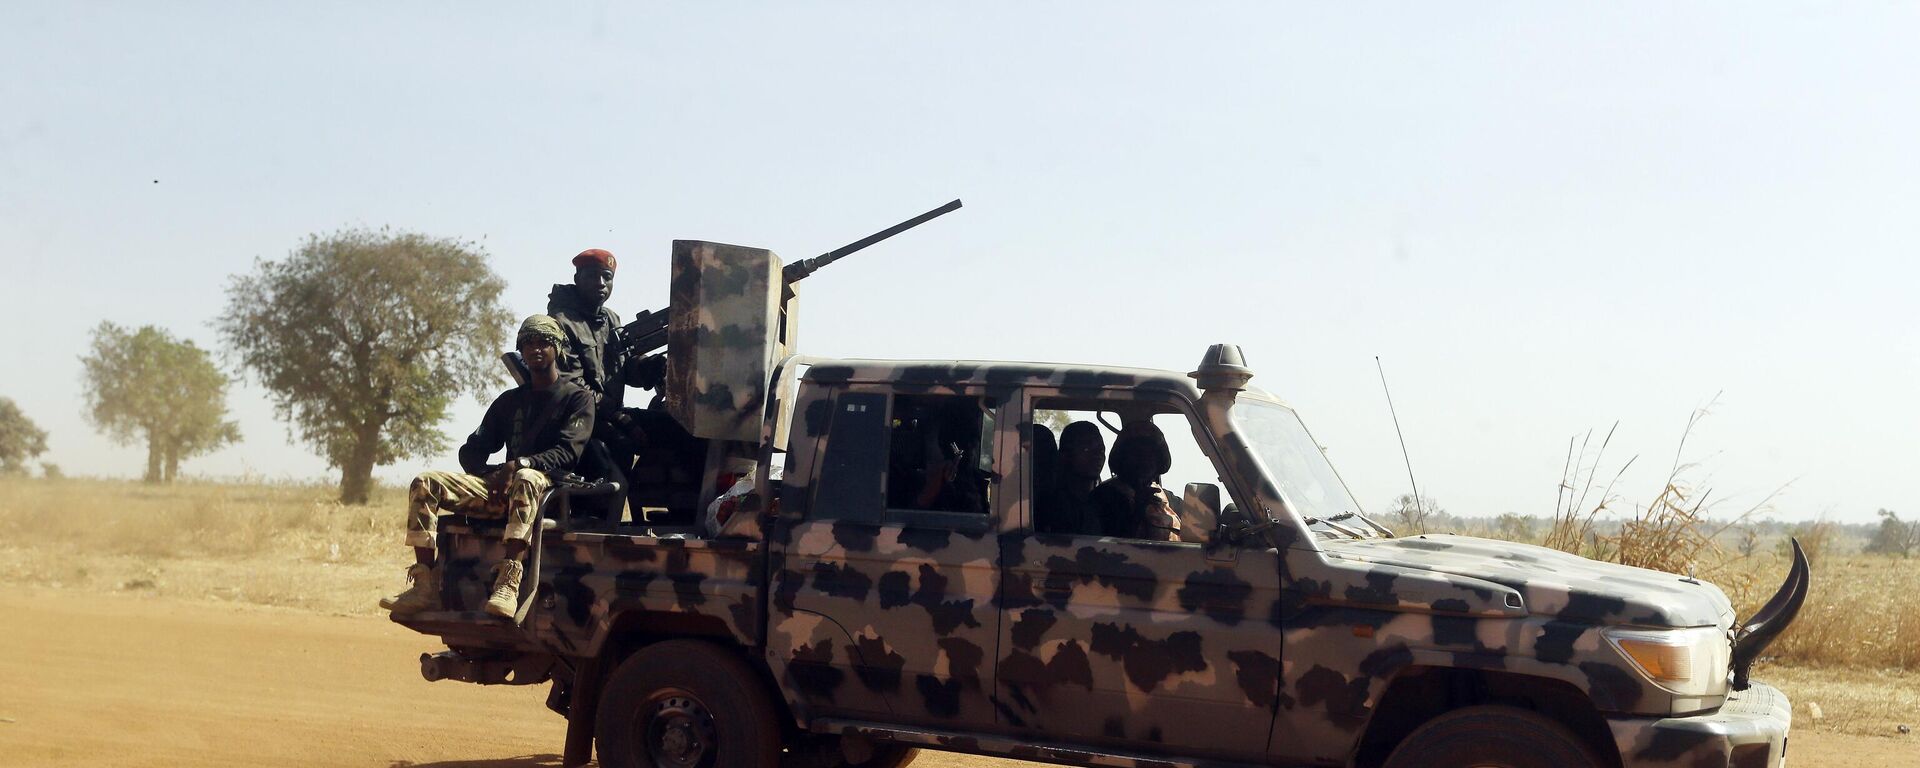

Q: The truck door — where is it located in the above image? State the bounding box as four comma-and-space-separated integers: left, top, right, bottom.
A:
995, 389, 1283, 761
768, 379, 1006, 729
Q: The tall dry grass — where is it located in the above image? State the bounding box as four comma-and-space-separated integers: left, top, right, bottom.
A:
0, 475, 409, 613
1451, 392, 1916, 674
1726, 552, 1920, 671
1543, 396, 1793, 591
0, 475, 404, 560
1545, 422, 1629, 555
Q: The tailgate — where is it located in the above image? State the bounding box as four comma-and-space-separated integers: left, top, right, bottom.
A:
532, 531, 764, 656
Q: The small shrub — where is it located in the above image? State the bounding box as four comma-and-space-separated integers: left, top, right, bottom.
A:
1785, 519, 1839, 567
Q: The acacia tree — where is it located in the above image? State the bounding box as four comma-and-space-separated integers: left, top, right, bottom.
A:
1387, 493, 1443, 535
1865, 509, 1918, 558
219, 228, 510, 504
79, 324, 240, 482
0, 397, 50, 475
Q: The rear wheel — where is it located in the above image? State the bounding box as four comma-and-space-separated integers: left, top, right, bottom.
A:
1381, 705, 1602, 768
780, 735, 918, 768
596, 640, 781, 768
851, 744, 917, 768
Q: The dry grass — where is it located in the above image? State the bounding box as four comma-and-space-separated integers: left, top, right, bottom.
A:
1750, 664, 1920, 737
1546, 397, 1791, 578
1459, 514, 1920, 671
1726, 552, 1920, 672
1545, 422, 1627, 554
0, 475, 407, 614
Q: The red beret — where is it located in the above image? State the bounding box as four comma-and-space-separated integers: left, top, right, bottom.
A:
572, 248, 616, 273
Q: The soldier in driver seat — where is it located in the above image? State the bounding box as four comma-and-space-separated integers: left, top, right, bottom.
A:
1090, 420, 1182, 541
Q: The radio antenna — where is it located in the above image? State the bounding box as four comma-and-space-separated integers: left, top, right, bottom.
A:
1375, 356, 1424, 527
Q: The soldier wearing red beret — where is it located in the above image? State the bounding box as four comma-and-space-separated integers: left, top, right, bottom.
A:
548, 248, 642, 521
572, 247, 616, 274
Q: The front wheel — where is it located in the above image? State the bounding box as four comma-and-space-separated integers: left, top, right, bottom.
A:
1381, 705, 1603, 768
596, 640, 781, 768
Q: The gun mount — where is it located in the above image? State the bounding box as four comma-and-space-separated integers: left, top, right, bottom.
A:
638, 199, 961, 443
507, 200, 962, 396
615, 199, 962, 363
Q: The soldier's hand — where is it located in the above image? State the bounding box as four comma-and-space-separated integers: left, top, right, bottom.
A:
484, 466, 513, 505
631, 353, 667, 391
612, 410, 650, 447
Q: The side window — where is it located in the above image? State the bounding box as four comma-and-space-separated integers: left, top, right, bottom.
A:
886, 394, 995, 514
812, 391, 888, 523
811, 391, 997, 523
1030, 399, 1221, 544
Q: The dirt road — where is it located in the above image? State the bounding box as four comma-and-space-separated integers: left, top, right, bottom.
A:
2, 588, 1911, 767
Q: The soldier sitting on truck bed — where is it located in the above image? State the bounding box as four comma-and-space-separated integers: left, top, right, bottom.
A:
1035, 420, 1108, 535
381, 314, 594, 619
1089, 420, 1182, 541
547, 248, 650, 522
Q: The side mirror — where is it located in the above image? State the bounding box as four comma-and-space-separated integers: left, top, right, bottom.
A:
1215, 502, 1275, 546
1182, 482, 1222, 543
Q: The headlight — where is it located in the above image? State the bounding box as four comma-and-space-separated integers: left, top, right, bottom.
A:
1603, 625, 1731, 700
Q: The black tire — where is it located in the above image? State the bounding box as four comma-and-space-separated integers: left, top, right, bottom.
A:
596, 640, 782, 768
1381, 705, 1603, 768
856, 744, 917, 768
780, 736, 918, 768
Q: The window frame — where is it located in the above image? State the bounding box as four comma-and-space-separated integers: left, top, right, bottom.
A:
1019, 386, 1244, 550
805, 384, 1003, 535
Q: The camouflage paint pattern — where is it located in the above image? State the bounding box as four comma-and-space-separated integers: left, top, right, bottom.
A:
402, 357, 1788, 768
416, 523, 762, 654
756, 359, 1780, 767
1607, 681, 1789, 768
531, 532, 763, 656
764, 375, 1003, 726
664, 240, 798, 443
407, 468, 551, 547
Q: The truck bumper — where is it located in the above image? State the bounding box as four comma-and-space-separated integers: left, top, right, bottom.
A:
1609, 682, 1792, 768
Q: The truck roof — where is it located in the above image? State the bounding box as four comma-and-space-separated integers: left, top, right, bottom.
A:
795, 356, 1208, 397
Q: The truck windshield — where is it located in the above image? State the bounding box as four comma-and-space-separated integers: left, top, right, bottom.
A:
1230, 399, 1372, 537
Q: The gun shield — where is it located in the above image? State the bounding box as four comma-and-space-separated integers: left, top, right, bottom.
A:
665, 240, 799, 442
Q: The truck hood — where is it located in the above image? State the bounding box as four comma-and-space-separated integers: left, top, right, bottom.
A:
1321, 535, 1735, 629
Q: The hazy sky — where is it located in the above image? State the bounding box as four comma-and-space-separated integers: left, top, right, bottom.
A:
3, 4, 1914, 524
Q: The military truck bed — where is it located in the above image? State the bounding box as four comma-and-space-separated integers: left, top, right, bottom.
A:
396, 522, 765, 658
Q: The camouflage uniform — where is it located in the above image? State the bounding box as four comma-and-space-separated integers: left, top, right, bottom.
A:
405, 468, 552, 547
385, 315, 592, 617
401, 354, 593, 549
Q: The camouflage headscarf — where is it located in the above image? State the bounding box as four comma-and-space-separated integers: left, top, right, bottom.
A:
517, 314, 566, 349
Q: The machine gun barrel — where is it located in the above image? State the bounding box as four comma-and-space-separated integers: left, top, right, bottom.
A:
617, 198, 963, 360
782, 198, 962, 283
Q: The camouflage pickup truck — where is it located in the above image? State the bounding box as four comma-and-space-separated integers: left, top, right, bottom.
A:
396, 240, 1807, 768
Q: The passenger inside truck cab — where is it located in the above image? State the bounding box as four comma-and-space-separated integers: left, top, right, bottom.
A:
1035, 420, 1107, 535
1028, 400, 1218, 544
1025, 422, 1057, 501
884, 395, 994, 514
1090, 420, 1182, 541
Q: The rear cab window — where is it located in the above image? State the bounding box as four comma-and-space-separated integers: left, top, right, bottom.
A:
809, 388, 999, 531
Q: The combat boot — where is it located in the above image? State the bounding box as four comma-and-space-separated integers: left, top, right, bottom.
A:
379, 563, 441, 615
483, 559, 524, 619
